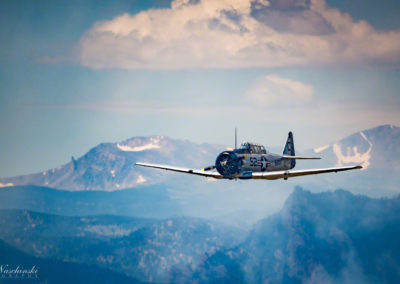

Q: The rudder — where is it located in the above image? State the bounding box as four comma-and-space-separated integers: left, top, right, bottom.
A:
283, 132, 296, 168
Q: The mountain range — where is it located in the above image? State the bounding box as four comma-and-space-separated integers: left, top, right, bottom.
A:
1, 188, 399, 283
0, 124, 398, 225
1, 125, 398, 194
1, 123, 399, 283
0, 209, 245, 283
193, 188, 400, 283
0, 185, 184, 219
0, 136, 223, 191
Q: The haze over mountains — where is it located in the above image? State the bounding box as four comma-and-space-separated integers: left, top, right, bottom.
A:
0, 124, 398, 224
1, 124, 399, 195
0, 209, 245, 283
0, 124, 399, 283
193, 188, 400, 283
1, 189, 399, 283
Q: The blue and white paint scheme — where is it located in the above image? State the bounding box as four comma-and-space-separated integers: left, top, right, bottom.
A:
136, 132, 362, 180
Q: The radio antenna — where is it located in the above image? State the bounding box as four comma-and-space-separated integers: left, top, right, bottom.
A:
235, 127, 237, 150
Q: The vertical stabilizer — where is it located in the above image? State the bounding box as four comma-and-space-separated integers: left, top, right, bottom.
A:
283, 132, 296, 168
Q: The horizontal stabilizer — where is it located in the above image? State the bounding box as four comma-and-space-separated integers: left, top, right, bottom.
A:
282, 155, 321, 160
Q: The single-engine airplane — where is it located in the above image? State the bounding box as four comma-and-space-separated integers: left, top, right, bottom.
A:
135, 130, 362, 180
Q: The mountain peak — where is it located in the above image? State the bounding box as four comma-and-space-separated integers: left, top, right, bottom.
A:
116, 136, 168, 152
0, 136, 223, 191
310, 124, 400, 172
367, 124, 398, 131
122, 135, 169, 144
285, 187, 355, 207
283, 187, 339, 210
360, 124, 399, 139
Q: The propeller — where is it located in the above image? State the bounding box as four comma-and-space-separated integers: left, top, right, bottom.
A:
202, 128, 242, 175
202, 165, 215, 171
210, 152, 247, 176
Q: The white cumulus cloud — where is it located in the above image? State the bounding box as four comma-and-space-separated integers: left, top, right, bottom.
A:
244, 74, 314, 106
77, 0, 400, 69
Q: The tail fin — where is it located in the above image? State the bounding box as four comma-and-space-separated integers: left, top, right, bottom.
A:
283, 132, 296, 168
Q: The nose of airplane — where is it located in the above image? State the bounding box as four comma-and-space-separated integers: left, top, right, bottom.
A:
215, 151, 240, 176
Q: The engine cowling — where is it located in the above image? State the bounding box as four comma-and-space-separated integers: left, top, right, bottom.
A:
215, 151, 240, 176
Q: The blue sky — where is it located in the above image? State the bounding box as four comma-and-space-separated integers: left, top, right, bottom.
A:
1, 0, 399, 177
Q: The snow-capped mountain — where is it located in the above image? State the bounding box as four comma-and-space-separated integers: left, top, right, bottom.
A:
0, 136, 224, 191
309, 124, 400, 170
0, 125, 399, 193
301, 124, 400, 194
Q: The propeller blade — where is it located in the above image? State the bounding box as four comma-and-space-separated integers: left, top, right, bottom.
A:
202, 165, 215, 171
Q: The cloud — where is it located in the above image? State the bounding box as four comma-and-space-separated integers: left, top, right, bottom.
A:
26, 100, 240, 116
77, 0, 400, 70
244, 74, 314, 106
26, 95, 400, 130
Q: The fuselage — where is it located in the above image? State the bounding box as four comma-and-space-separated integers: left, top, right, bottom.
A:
239, 153, 292, 172
215, 142, 294, 178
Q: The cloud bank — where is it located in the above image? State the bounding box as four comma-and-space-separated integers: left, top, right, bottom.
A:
244, 74, 314, 106
78, 0, 400, 69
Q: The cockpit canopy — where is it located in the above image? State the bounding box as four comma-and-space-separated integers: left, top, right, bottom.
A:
236, 142, 267, 154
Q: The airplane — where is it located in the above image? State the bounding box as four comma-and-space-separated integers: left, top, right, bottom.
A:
135, 130, 362, 180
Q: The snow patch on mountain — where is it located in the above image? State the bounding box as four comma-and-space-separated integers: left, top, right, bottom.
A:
117, 143, 160, 152
117, 137, 162, 152
314, 145, 329, 153
333, 131, 372, 169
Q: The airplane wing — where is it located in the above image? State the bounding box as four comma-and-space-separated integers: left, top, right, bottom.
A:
136, 162, 361, 180
135, 162, 223, 179
249, 165, 362, 180
282, 155, 320, 160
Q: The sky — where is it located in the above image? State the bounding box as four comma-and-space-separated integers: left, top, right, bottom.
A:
1, 0, 400, 177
